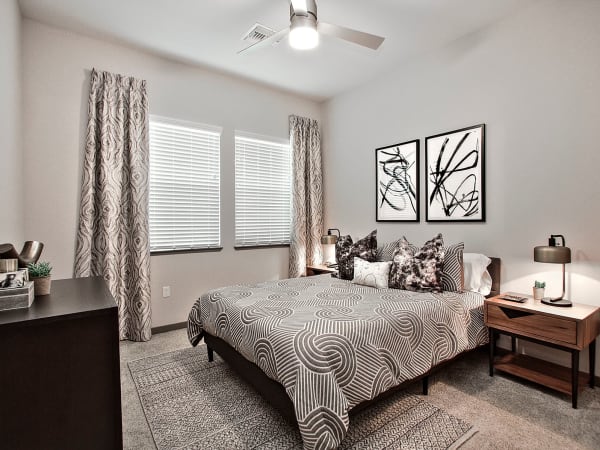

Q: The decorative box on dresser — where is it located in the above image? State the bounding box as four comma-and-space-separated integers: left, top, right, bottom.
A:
485, 293, 600, 408
0, 277, 122, 450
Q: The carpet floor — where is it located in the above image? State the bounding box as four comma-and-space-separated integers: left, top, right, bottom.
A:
120, 329, 600, 449
128, 346, 475, 450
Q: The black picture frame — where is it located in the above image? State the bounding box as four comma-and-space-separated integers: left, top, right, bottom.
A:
375, 139, 420, 222
425, 124, 485, 222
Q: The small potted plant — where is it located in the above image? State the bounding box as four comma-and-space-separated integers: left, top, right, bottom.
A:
533, 280, 545, 300
28, 261, 52, 296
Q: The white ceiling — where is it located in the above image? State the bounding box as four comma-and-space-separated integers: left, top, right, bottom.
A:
19, 0, 531, 101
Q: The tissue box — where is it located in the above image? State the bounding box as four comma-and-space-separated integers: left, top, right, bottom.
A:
0, 281, 35, 311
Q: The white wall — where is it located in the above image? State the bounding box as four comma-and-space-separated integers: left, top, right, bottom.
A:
322, 0, 600, 369
0, 0, 23, 244
22, 19, 321, 327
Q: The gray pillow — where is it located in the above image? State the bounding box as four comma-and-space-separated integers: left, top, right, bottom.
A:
335, 230, 377, 280
441, 242, 464, 292
389, 234, 445, 292
376, 238, 404, 262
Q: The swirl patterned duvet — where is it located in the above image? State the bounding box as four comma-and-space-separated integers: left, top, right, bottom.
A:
187, 274, 487, 450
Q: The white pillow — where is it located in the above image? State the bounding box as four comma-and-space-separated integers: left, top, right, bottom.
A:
352, 257, 392, 289
463, 253, 492, 295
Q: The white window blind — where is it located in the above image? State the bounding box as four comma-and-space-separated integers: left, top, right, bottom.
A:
235, 132, 292, 247
149, 117, 221, 252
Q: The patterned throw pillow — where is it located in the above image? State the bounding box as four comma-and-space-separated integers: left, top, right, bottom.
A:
389, 234, 445, 292
335, 230, 377, 280
376, 238, 404, 262
441, 242, 464, 292
352, 257, 392, 289
402, 236, 464, 292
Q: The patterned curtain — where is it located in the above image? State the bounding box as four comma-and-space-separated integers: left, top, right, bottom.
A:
289, 115, 324, 278
74, 68, 152, 342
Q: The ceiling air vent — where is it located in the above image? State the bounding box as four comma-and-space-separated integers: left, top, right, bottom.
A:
242, 23, 275, 43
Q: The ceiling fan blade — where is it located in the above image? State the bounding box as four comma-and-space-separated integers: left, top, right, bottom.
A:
237, 28, 290, 54
290, 0, 308, 15
317, 22, 385, 50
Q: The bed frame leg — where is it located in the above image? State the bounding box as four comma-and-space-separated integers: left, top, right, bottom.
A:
207, 345, 214, 362
422, 376, 429, 395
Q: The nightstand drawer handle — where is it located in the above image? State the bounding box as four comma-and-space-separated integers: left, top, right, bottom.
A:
499, 307, 534, 319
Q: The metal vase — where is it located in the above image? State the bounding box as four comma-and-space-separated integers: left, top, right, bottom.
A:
18, 241, 44, 267
0, 259, 18, 273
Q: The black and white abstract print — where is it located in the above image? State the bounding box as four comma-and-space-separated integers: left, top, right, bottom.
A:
376, 139, 420, 222
426, 124, 485, 222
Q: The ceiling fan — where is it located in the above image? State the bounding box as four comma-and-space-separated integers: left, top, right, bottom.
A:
238, 0, 385, 53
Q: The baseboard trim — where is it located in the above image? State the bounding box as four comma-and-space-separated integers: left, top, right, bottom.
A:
152, 322, 187, 334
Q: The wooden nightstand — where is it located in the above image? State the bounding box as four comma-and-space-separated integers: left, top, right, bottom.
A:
306, 264, 337, 276
485, 293, 600, 408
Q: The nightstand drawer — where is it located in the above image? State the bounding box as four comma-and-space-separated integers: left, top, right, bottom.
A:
486, 304, 577, 345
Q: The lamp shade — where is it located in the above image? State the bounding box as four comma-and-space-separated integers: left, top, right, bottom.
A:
534, 245, 571, 264
321, 228, 341, 245
321, 234, 338, 245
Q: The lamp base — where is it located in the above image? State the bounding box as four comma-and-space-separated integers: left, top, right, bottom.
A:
541, 297, 572, 307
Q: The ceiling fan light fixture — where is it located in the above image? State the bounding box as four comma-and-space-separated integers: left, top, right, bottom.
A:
238, 0, 385, 55
289, 16, 319, 50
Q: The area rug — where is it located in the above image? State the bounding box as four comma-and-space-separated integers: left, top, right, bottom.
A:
128, 346, 476, 450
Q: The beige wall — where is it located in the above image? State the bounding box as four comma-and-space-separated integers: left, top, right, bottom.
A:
0, 0, 23, 244
322, 0, 600, 369
21, 19, 321, 327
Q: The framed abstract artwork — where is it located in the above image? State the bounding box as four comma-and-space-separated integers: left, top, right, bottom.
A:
376, 139, 419, 222
425, 124, 485, 222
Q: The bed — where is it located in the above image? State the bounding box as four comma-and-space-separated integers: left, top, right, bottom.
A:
188, 257, 500, 450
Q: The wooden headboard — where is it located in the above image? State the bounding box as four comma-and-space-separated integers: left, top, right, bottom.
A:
487, 257, 501, 298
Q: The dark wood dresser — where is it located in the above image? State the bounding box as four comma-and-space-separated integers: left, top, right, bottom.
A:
0, 277, 122, 449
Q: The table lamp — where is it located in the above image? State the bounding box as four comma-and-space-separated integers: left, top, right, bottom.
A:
533, 234, 572, 307
321, 228, 340, 267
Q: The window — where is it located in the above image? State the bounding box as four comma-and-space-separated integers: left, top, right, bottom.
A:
149, 116, 221, 252
235, 132, 292, 247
